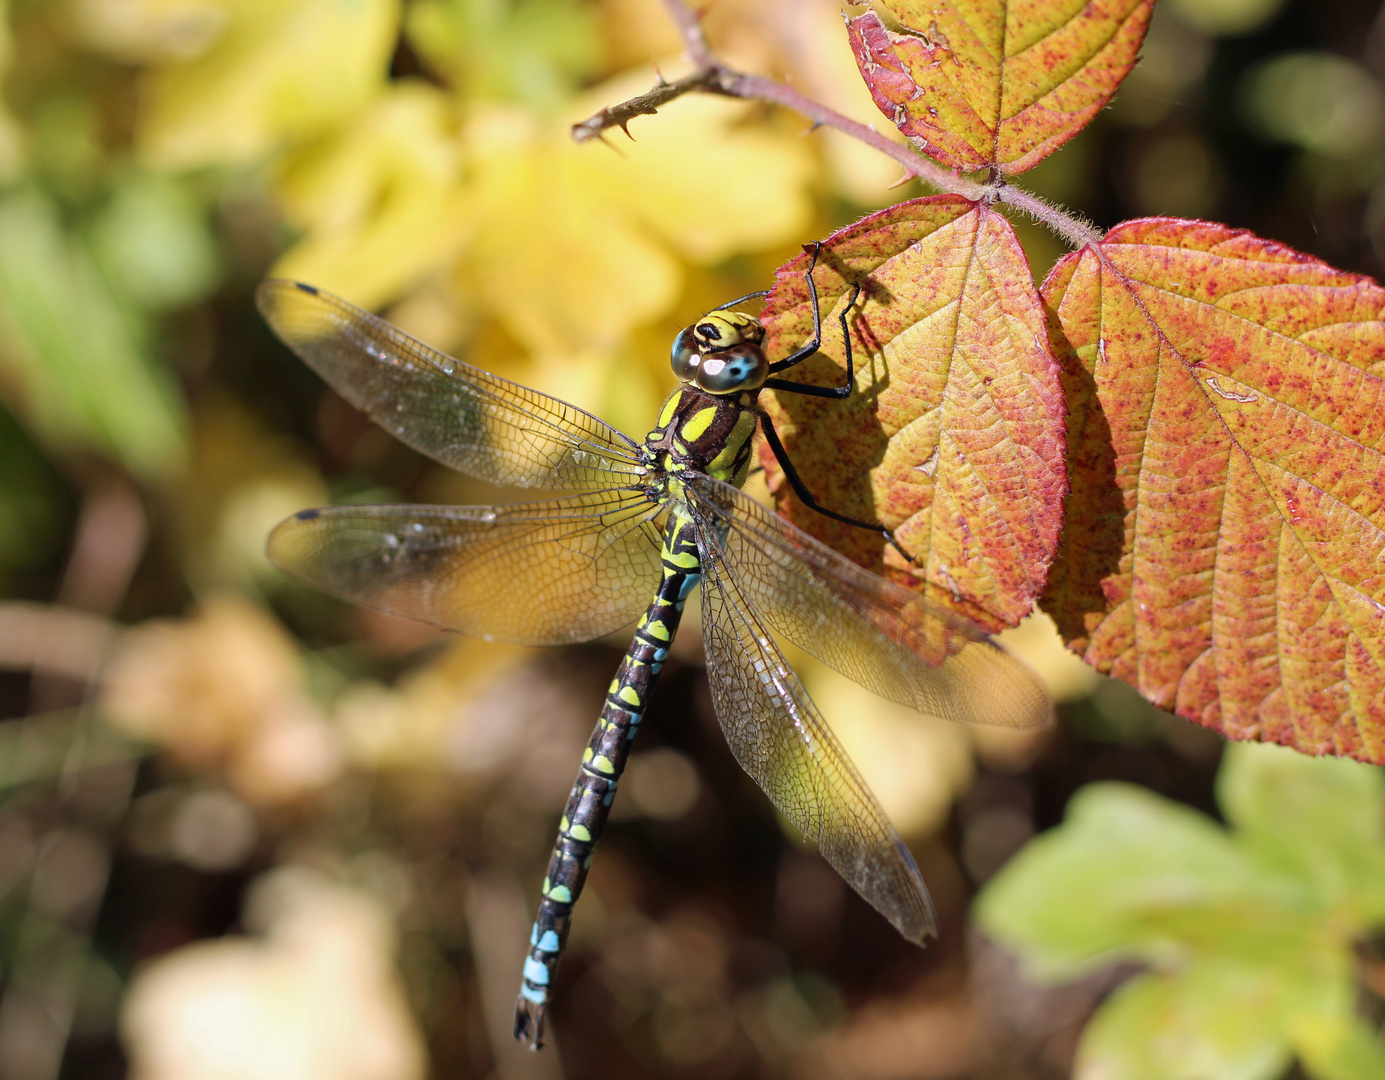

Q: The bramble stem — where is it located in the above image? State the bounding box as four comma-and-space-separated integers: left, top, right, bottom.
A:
571, 68, 725, 143
727, 71, 991, 203
569, 0, 1104, 250
994, 182, 1104, 250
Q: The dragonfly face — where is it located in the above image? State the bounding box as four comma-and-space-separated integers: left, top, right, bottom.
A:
257, 260, 1051, 1053
669, 312, 770, 394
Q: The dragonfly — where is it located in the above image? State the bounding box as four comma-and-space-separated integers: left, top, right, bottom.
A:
257, 249, 1051, 1050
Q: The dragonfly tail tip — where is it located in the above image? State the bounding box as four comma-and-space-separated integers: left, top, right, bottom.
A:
513, 997, 547, 1050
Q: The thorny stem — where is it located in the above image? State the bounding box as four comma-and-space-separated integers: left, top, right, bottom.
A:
571, 0, 1104, 250
571, 68, 726, 143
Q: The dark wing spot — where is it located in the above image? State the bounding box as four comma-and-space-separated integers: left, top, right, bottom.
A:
294, 282, 320, 295
296, 508, 322, 520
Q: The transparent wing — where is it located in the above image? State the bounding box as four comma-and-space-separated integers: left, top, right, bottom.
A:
257, 280, 646, 489
697, 545, 938, 943
685, 476, 1051, 729
267, 489, 663, 645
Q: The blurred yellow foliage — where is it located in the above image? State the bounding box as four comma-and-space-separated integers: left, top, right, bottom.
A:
460, 89, 802, 339
135, 0, 402, 169
273, 81, 471, 309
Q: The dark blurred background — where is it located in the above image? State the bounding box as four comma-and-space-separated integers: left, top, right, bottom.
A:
0, 1, 1381, 1078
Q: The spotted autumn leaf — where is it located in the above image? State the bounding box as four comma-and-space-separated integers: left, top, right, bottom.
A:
846, 0, 1154, 174
1043, 218, 1385, 763
758, 195, 1066, 632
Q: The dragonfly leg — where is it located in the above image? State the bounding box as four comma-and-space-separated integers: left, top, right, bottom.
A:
766, 242, 862, 386
759, 411, 916, 564
758, 245, 915, 561
710, 287, 770, 312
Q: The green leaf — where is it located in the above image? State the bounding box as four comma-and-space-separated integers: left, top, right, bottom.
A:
1077, 963, 1294, 1080
975, 782, 1283, 978
1218, 741, 1385, 922
88, 171, 222, 311
0, 189, 187, 481
978, 749, 1385, 1080
1294, 1015, 1385, 1080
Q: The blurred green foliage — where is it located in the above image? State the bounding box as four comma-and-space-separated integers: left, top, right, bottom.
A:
977, 742, 1385, 1080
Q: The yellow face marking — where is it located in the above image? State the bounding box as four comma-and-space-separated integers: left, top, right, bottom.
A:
679, 406, 718, 443
695, 311, 764, 348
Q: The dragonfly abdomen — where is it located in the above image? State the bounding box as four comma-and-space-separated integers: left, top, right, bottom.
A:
513, 513, 701, 1049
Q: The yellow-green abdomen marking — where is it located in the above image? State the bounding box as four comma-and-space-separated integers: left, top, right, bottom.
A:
513, 514, 701, 1047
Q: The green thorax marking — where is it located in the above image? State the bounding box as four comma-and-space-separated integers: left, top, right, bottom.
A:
645, 386, 759, 486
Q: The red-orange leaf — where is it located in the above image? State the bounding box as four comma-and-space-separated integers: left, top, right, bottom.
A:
1043, 218, 1385, 763
759, 196, 1066, 632
847, 0, 1154, 174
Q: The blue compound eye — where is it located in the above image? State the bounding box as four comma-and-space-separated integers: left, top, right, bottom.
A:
693, 343, 769, 394
671, 325, 700, 382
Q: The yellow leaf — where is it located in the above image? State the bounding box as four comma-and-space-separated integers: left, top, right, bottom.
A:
464, 103, 680, 359
460, 72, 815, 367
573, 69, 815, 264
272, 82, 472, 310
137, 0, 400, 169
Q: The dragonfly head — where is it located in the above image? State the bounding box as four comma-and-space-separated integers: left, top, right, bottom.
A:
671, 312, 769, 394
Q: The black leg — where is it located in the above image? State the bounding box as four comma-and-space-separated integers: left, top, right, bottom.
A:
763, 276, 861, 399
768, 243, 826, 375
759, 410, 915, 563
710, 288, 769, 312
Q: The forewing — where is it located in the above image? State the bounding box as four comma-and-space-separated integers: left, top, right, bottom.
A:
698, 546, 938, 943
267, 489, 663, 645
686, 476, 1051, 729
257, 280, 646, 488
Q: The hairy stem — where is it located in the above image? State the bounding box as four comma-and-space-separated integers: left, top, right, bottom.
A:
569, 0, 1104, 249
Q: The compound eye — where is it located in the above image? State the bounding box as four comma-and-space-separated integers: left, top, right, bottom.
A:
693, 343, 769, 394
670, 325, 700, 382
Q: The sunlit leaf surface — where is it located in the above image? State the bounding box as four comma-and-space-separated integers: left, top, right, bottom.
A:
1043, 218, 1385, 763
847, 0, 1154, 173
759, 196, 1065, 631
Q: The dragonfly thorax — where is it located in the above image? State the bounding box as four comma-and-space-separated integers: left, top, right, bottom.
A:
671, 312, 770, 395
646, 385, 760, 485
